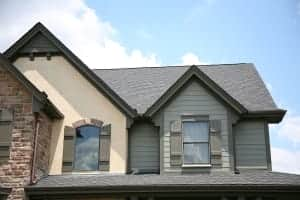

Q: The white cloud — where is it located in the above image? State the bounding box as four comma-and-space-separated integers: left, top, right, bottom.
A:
0, 0, 160, 69
181, 52, 208, 65
266, 82, 273, 92
270, 111, 300, 174
0, 1, 213, 69
271, 147, 300, 174
276, 114, 300, 145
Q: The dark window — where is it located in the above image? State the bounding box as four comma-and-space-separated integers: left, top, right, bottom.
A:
74, 125, 100, 171
183, 121, 209, 164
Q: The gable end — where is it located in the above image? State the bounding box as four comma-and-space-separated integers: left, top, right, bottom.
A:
19, 32, 60, 55
145, 65, 248, 117
4, 22, 137, 119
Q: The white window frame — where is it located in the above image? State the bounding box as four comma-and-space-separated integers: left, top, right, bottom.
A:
182, 116, 211, 167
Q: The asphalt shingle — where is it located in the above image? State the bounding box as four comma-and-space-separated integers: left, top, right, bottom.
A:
30, 171, 300, 188
93, 63, 278, 114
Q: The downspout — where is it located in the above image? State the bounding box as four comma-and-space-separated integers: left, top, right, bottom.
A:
30, 112, 41, 184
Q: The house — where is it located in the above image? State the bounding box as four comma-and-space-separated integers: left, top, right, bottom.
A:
0, 22, 299, 200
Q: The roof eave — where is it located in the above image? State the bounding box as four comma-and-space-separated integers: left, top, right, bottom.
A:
25, 184, 300, 197
241, 109, 287, 123
42, 98, 64, 119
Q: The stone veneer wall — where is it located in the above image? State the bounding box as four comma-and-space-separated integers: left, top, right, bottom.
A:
34, 112, 52, 181
0, 65, 52, 200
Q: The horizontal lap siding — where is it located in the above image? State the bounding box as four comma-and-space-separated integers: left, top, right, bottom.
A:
235, 121, 267, 168
19, 33, 59, 53
161, 80, 230, 173
129, 122, 160, 171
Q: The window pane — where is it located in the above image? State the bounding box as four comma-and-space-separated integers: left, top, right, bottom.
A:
184, 143, 209, 164
74, 126, 100, 171
183, 121, 208, 142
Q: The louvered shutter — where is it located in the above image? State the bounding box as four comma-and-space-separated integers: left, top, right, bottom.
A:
99, 124, 111, 171
62, 126, 76, 172
210, 120, 222, 166
170, 120, 182, 166
0, 109, 13, 164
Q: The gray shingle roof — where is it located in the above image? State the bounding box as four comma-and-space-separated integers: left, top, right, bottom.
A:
93, 64, 278, 114
29, 171, 300, 189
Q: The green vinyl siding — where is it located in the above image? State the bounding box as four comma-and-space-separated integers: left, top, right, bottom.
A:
129, 121, 160, 173
155, 80, 231, 173
234, 121, 268, 168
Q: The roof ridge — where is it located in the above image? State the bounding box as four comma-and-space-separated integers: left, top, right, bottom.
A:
92, 63, 252, 71
93, 65, 190, 71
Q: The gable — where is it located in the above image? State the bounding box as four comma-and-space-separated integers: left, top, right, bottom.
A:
19, 32, 59, 55
159, 78, 231, 172
4, 22, 136, 118
145, 66, 248, 117
165, 79, 228, 114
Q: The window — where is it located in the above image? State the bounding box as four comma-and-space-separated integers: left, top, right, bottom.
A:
74, 125, 100, 171
182, 121, 209, 165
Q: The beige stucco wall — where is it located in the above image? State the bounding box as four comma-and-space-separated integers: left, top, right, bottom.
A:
14, 56, 128, 174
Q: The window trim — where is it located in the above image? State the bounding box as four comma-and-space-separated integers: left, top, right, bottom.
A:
181, 116, 211, 166
72, 125, 101, 172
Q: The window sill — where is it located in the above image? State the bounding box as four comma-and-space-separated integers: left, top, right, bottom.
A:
237, 166, 268, 170
182, 164, 212, 168
62, 171, 123, 175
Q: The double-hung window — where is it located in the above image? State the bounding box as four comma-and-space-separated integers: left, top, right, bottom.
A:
182, 120, 210, 165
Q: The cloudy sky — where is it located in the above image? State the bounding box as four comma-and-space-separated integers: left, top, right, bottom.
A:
0, 0, 300, 173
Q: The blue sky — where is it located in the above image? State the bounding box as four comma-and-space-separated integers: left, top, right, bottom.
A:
0, 0, 300, 173
87, 0, 300, 110
90, 0, 300, 172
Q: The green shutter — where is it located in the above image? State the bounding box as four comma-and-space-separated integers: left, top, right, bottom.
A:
0, 123, 12, 164
0, 109, 13, 164
99, 124, 111, 171
62, 126, 76, 172
170, 120, 182, 166
210, 120, 222, 159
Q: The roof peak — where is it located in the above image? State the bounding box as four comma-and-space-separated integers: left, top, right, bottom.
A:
92, 63, 252, 71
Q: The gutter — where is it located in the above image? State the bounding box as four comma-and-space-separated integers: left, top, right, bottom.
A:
30, 112, 41, 184
241, 109, 286, 123
42, 98, 64, 119
25, 184, 300, 196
